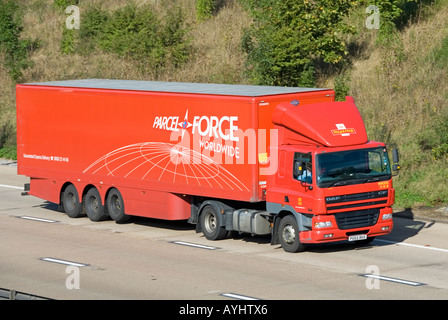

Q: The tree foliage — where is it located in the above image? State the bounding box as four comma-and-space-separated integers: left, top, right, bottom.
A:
241, 0, 357, 87
75, 3, 191, 75
363, 0, 422, 29
196, 0, 216, 21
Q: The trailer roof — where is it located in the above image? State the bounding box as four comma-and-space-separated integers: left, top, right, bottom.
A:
25, 79, 328, 97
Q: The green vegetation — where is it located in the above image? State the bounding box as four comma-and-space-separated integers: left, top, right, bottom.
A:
0, 121, 15, 159
54, 0, 79, 9
418, 111, 448, 160
72, 3, 191, 76
347, 0, 448, 208
0, 0, 33, 158
241, 0, 356, 87
195, 0, 216, 21
430, 35, 448, 69
0, 0, 446, 209
0, 0, 35, 82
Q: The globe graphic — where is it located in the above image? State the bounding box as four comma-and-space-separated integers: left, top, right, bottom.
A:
83, 142, 248, 191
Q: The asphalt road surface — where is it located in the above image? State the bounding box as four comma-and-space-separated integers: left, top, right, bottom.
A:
1, 164, 448, 300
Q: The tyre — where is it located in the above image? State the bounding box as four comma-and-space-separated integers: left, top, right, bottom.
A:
84, 188, 108, 222
106, 188, 129, 223
279, 215, 306, 253
62, 184, 83, 218
200, 205, 227, 241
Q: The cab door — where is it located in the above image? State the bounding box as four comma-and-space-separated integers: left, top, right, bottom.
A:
289, 150, 315, 214
266, 146, 315, 213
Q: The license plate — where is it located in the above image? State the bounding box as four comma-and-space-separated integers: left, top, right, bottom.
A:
348, 234, 367, 241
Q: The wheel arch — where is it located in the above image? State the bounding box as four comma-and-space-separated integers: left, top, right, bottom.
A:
82, 184, 97, 200
195, 199, 233, 233
271, 210, 295, 245
267, 202, 312, 246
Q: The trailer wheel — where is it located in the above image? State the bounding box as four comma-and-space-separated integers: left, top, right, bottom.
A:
279, 215, 306, 253
200, 205, 227, 241
84, 188, 108, 222
62, 184, 83, 218
106, 188, 129, 223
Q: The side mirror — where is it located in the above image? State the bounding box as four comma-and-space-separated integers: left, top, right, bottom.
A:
392, 148, 400, 175
392, 148, 399, 164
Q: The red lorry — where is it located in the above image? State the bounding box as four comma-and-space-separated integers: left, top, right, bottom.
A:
16, 79, 399, 252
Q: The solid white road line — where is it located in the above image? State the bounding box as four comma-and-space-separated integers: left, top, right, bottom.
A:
221, 293, 261, 300
376, 239, 448, 253
361, 274, 425, 286
0, 184, 23, 190
173, 241, 219, 250
40, 257, 88, 268
19, 216, 58, 223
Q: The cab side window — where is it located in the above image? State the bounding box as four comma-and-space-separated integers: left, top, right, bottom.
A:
293, 152, 312, 184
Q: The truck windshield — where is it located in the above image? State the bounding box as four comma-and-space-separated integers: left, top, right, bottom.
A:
316, 147, 391, 188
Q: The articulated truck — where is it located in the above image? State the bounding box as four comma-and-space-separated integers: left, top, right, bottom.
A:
16, 79, 399, 252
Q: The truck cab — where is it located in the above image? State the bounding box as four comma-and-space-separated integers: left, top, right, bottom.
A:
265, 97, 398, 252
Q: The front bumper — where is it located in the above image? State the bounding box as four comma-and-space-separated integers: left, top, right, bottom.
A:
299, 207, 394, 244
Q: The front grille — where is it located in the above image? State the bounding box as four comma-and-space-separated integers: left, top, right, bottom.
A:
335, 209, 379, 230
326, 190, 388, 204
327, 200, 387, 211
326, 190, 388, 211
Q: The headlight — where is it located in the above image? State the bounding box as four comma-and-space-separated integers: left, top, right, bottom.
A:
314, 221, 333, 228
382, 213, 393, 220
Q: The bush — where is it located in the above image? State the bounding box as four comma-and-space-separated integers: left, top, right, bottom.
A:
0, 121, 13, 147
0, 146, 16, 160
0, 0, 34, 82
161, 7, 191, 68
418, 112, 448, 160
76, 4, 191, 75
196, 0, 215, 22
53, 0, 79, 10
241, 0, 356, 87
0, 121, 16, 159
98, 5, 161, 60
60, 27, 76, 54
334, 73, 350, 101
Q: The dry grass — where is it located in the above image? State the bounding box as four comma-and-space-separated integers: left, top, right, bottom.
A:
160, 0, 251, 83
351, 3, 448, 127
17, 0, 250, 84
347, 2, 448, 207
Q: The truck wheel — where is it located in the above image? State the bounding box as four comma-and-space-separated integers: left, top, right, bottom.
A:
62, 184, 83, 218
200, 205, 227, 241
279, 215, 306, 253
106, 188, 129, 223
84, 188, 108, 222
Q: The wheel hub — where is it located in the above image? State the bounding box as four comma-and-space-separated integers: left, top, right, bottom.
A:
204, 213, 217, 233
282, 225, 296, 244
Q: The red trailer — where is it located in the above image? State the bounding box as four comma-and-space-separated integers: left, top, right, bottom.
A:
16, 80, 399, 252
